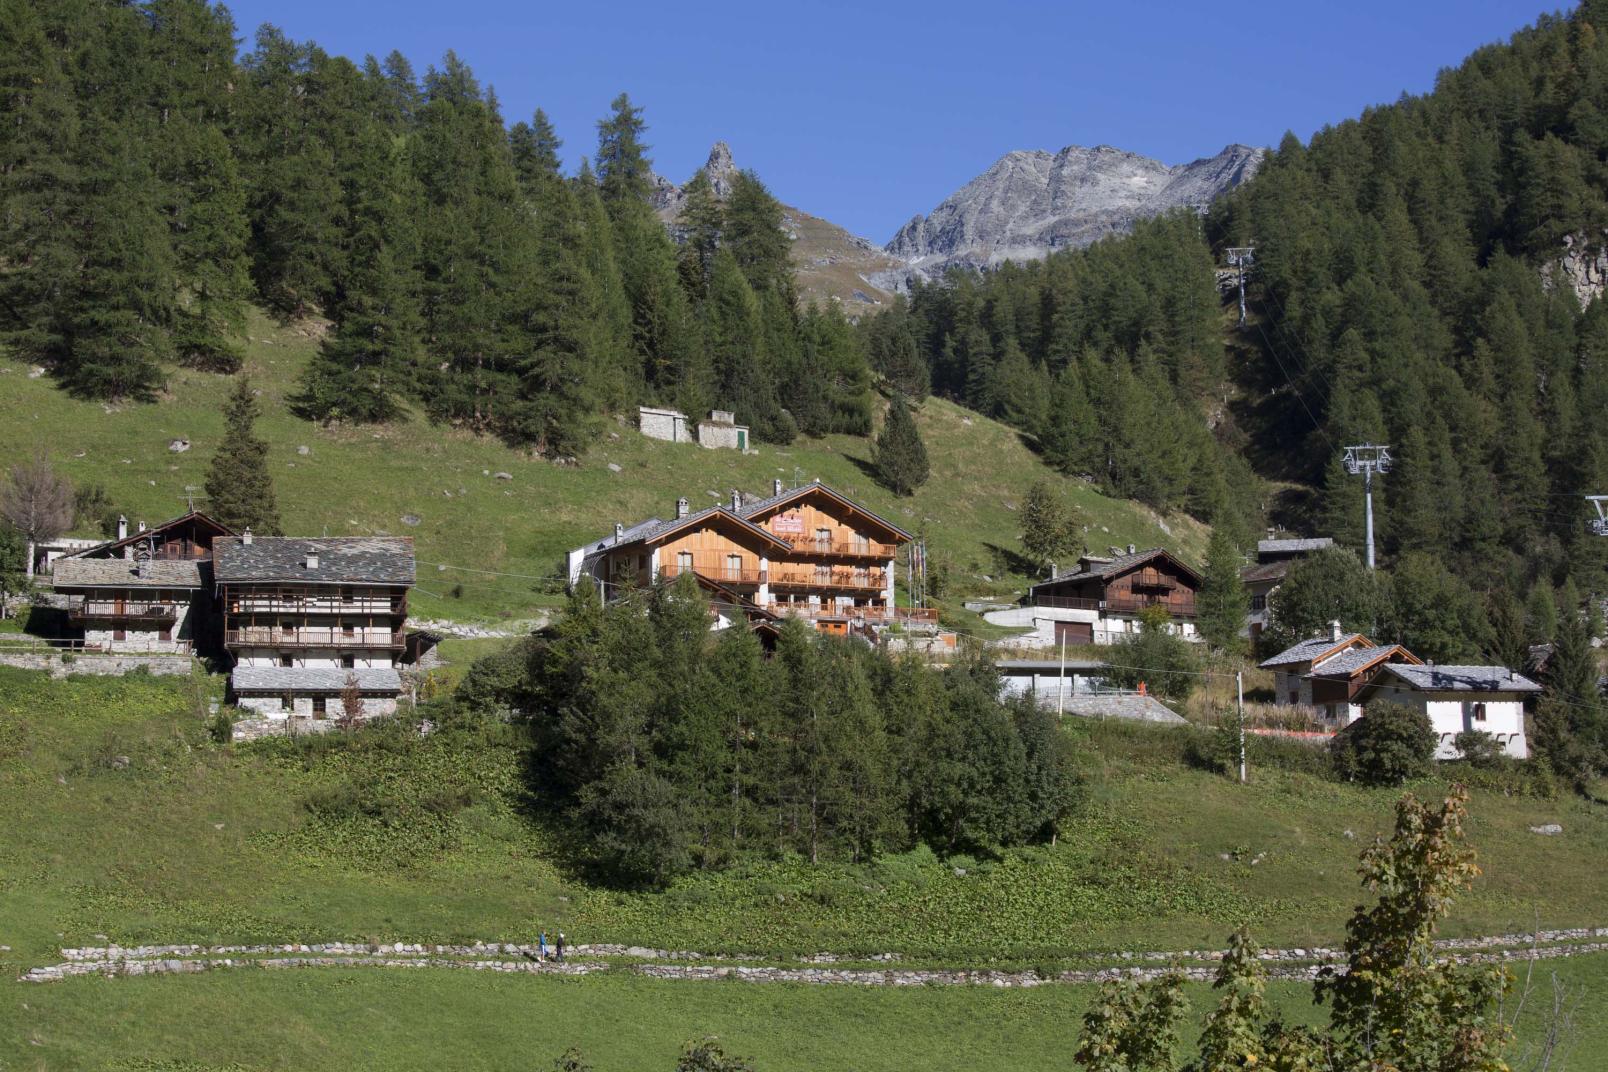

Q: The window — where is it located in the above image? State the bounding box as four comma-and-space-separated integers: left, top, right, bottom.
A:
342, 624, 355, 638
1250, 594, 1267, 611
312, 696, 327, 717
340, 586, 354, 603
815, 563, 831, 585
342, 655, 355, 669
1472, 702, 1487, 723
815, 527, 832, 548
281, 620, 294, 634
727, 554, 743, 579
280, 655, 294, 668
852, 533, 869, 553
677, 550, 694, 572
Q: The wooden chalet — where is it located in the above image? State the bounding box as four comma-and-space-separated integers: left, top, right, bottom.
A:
51, 510, 235, 654
1025, 546, 1202, 645
566, 479, 932, 636
213, 534, 415, 721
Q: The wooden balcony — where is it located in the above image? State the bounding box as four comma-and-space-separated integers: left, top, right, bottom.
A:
226, 628, 406, 650
785, 538, 898, 559
69, 601, 178, 624
1031, 595, 1101, 611
1104, 597, 1197, 618
769, 567, 888, 592
659, 561, 766, 585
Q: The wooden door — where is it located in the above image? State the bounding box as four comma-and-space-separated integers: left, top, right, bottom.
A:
1055, 621, 1093, 645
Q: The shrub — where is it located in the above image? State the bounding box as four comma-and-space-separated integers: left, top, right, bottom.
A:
1105, 607, 1199, 704
1330, 702, 1436, 786
1451, 729, 1506, 769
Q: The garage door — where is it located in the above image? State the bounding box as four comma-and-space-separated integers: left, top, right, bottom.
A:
1054, 621, 1093, 645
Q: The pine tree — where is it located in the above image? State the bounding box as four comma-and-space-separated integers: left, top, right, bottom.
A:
593, 93, 652, 209
510, 107, 562, 198
166, 122, 251, 371
873, 395, 929, 496
205, 378, 282, 535
723, 170, 793, 302
674, 170, 723, 300
1198, 524, 1250, 651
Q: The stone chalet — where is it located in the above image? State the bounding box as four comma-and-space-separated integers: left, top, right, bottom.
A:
566, 479, 931, 636
1353, 663, 1540, 759
983, 546, 1202, 647
1260, 623, 1540, 758
638, 405, 750, 451
1240, 536, 1333, 642
51, 510, 235, 654
213, 534, 414, 723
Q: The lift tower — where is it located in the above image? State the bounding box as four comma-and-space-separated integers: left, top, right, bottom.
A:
1225, 247, 1255, 327
1343, 445, 1392, 570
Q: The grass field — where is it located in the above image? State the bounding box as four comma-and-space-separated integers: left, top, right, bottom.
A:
0, 310, 1203, 624
6, 955, 1607, 1071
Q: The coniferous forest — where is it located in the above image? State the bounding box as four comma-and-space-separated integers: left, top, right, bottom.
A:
0, 1, 871, 457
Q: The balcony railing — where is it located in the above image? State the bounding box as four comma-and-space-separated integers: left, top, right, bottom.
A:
770, 603, 939, 623
69, 601, 178, 623
769, 567, 887, 592
659, 561, 766, 585
1104, 597, 1197, 618
1031, 595, 1101, 611
784, 538, 898, 559
227, 596, 405, 614
226, 628, 406, 650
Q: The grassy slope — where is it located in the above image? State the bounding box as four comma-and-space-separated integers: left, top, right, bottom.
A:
0, 310, 1202, 623
2, 670, 1601, 967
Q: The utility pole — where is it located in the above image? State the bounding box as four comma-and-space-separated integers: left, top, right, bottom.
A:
1588, 495, 1608, 536
1226, 246, 1255, 327
1057, 631, 1068, 718
1236, 670, 1246, 785
1343, 444, 1392, 570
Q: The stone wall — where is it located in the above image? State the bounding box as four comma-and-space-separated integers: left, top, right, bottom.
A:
0, 651, 194, 679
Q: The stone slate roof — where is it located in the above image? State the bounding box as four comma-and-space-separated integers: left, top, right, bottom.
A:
1377, 664, 1541, 694
1032, 547, 1201, 593
1240, 560, 1291, 585
1308, 644, 1410, 678
51, 557, 205, 589
737, 480, 914, 541
1257, 537, 1333, 556
1260, 633, 1367, 669
995, 660, 1111, 673
69, 509, 234, 561
1059, 694, 1187, 724
633, 506, 790, 549
230, 666, 403, 693
214, 537, 415, 586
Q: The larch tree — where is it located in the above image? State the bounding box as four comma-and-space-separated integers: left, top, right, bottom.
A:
204, 378, 282, 535
1197, 523, 1249, 651
0, 453, 74, 579
1018, 479, 1082, 577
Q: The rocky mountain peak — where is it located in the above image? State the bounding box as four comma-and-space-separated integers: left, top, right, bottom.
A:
651, 140, 742, 216
879, 142, 1264, 287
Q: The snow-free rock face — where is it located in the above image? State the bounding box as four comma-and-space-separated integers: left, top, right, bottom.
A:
650, 141, 740, 219
880, 143, 1264, 285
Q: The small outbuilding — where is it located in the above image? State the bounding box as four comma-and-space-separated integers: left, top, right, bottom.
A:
1352, 663, 1541, 760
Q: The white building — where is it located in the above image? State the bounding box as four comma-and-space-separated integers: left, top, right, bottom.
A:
983, 547, 1203, 648
1353, 663, 1540, 760
995, 659, 1111, 704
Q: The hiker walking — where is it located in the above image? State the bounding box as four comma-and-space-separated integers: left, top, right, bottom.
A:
537, 931, 548, 962
556, 932, 566, 963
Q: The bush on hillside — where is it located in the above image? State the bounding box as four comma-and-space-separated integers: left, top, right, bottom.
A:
1452, 729, 1507, 769
1104, 607, 1199, 704
1330, 702, 1437, 787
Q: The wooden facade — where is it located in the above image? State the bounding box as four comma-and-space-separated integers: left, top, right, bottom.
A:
1032, 549, 1201, 619
570, 482, 920, 634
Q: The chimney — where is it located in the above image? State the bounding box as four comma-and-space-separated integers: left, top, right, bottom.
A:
613, 522, 624, 541
137, 520, 147, 533
1330, 619, 1343, 642
136, 554, 150, 580
1050, 563, 1059, 580
304, 546, 319, 570
1126, 543, 1136, 555
117, 515, 128, 540
242, 528, 253, 545
731, 489, 742, 511
676, 497, 689, 519
773, 478, 783, 496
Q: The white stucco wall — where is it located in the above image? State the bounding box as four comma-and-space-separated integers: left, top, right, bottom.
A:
1362, 684, 1528, 759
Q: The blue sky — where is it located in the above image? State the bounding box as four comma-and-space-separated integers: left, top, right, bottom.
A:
219, 0, 1561, 242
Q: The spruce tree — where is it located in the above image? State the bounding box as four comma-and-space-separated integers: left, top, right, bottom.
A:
873, 395, 929, 496
205, 378, 282, 535
1197, 524, 1249, 651
166, 122, 251, 372
298, 125, 422, 422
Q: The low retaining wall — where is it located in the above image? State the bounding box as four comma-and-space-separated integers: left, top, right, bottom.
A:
0, 651, 194, 679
